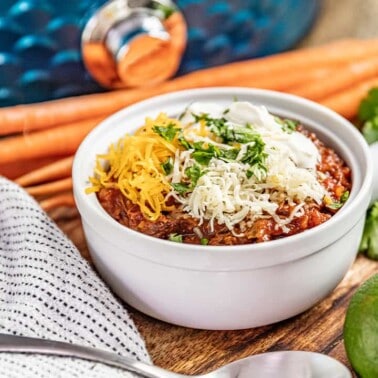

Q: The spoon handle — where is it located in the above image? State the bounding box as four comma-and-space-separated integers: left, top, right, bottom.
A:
0, 333, 176, 378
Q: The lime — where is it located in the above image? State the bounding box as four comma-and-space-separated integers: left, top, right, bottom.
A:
344, 273, 378, 377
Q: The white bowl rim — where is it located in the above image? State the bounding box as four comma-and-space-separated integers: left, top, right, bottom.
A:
73, 87, 373, 269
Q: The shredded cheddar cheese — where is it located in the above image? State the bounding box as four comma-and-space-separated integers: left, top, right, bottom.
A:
87, 113, 180, 220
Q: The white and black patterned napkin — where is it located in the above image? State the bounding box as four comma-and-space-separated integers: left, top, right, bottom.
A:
0, 177, 151, 377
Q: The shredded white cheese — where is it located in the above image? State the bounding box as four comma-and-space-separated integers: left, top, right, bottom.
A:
169, 101, 327, 234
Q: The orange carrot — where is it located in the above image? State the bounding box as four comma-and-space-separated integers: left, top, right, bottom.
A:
0, 156, 60, 180
2, 39, 378, 135
171, 39, 378, 89
40, 192, 76, 211
319, 77, 378, 119
15, 156, 74, 187
0, 87, 161, 136
26, 177, 72, 196
288, 57, 378, 100
0, 117, 104, 165
242, 66, 335, 91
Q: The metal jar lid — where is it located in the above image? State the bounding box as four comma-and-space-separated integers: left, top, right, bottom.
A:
81, 0, 186, 88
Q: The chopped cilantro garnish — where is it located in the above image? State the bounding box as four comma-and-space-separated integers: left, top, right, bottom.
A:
208, 116, 260, 144
190, 142, 239, 166
179, 114, 268, 177
161, 157, 173, 175
185, 163, 205, 186
153, 123, 180, 141
219, 147, 239, 161
200, 238, 209, 245
171, 164, 206, 195
191, 142, 221, 165
192, 114, 228, 138
340, 190, 350, 203
275, 117, 299, 134
171, 182, 190, 195
326, 190, 350, 210
193, 112, 265, 144
240, 136, 268, 179
240, 137, 266, 164
178, 133, 193, 150
168, 233, 183, 243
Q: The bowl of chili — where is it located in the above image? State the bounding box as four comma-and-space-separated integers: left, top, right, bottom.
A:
73, 87, 377, 330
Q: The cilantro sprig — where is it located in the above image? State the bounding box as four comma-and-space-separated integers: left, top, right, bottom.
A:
240, 136, 267, 179
359, 202, 378, 260
275, 117, 299, 134
357, 88, 378, 260
358, 88, 378, 144
153, 123, 180, 141
193, 113, 263, 144
171, 163, 206, 195
161, 157, 173, 175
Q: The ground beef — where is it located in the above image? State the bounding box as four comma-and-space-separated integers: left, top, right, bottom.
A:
97, 127, 352, 245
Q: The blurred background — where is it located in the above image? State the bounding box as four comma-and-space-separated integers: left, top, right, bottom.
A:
0, 0, 377, 107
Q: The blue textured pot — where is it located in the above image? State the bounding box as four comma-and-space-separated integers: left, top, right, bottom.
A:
0, 0, 319, 106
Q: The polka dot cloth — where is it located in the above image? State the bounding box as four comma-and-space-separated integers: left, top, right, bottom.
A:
0, 177, 151, 377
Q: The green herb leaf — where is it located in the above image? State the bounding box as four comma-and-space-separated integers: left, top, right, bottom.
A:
340, 190, 350, 203
212, 120, 260, 144
161, 157, 173, 175
168, 233, 183, 243
358, 88, 378, 144
153, 123, 180, 141
358, 88, 378, 121
359, 201, 378, 260
191, 142, 221, 165
200, 238, 209, 245
246, 168, 254, 179
240, 136, 268, 179
362, 116, 378, 144
185, 163, 205, 186
178, 134, 193, 150
219, 147, 240, 161
171, 182, 190, 195
326, 191, 350, 210
192, 113, 261, 144
191, 151, 213, 165
275, 117, 299, 133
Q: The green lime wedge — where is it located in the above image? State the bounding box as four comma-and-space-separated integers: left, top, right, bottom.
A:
344, 274, 378, 378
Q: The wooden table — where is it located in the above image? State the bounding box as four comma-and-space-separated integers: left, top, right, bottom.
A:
54, 206, 377, 376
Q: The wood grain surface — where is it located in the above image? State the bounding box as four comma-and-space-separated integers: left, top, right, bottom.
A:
52, 206, 377, 376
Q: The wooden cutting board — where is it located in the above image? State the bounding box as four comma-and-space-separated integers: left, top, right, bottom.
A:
54, 207, 377, 375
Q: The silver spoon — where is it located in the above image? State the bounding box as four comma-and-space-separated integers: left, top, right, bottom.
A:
0, 333, 351, 378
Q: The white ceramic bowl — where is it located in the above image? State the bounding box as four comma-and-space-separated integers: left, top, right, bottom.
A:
73, 88, 378, 330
